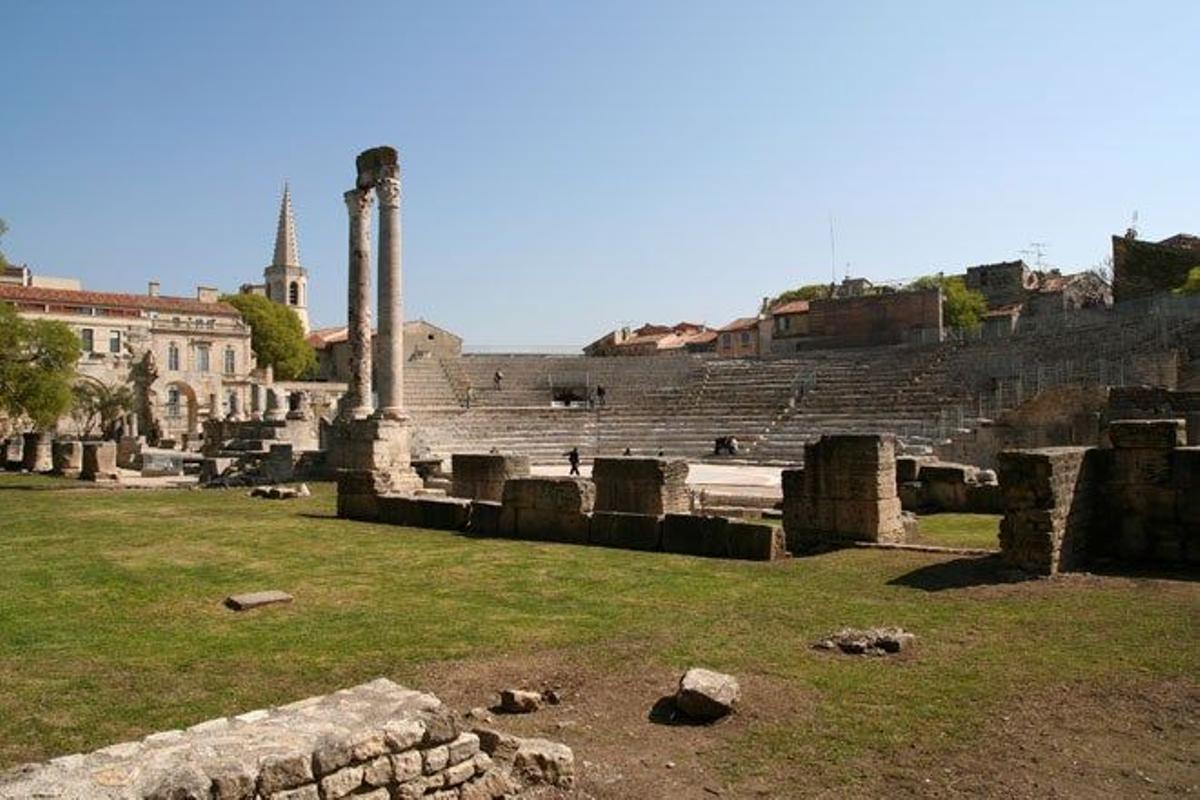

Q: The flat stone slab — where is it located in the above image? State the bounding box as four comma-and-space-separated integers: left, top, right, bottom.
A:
224, 590, 294, 611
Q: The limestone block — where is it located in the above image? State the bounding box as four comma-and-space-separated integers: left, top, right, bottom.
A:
21, 432, 52, 472
498, 478, 594, 543
897, 481, 925, 511
80, 441, 119, 482
450, 453, 531, 502
591, 457, 690, 515
468, 500, 502, 536
141, 451, 184, 477
377, 497, 471, 532
588, 511, 662, 551
336, 470, 387, 521
727, 521, 787, 561
1111, 448, 1173, 485
832, 497, 905, 542
660, 513, 709, 556
51, 439, 83, 477
1107, 419, 1187, 449
895, 456, 922, 484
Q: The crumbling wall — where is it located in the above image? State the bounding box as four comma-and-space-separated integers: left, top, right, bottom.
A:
592, 457, 689, 515
0, 678, 522, 800
450, 453, 531, 502
782, 434, 905, 551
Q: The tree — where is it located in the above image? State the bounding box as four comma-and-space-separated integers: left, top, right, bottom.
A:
0, 302, 81, 430
906, 274, 988, 331
221, 293, 316, 380
1174, 266, 1200, 296
71, 378, 134, 440
770, 282, 833, 307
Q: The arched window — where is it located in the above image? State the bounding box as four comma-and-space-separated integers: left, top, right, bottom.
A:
289, 281, 300, 305
167, 343, 180, 371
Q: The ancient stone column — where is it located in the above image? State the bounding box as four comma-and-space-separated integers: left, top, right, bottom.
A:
375, 171, 405, 420
344, 188, 374, 418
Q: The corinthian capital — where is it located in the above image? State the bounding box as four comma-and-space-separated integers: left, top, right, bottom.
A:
375, 177, 402, 208
343, 188, 373, 217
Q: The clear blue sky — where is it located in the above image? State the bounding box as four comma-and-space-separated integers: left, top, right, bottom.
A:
3, 1, 1197, 347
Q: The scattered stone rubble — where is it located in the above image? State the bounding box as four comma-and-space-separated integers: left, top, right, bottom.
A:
249, 483, 312, 500
497, 690, 542, 715
0, 678, 573, 799
814, 627, 916, 656
674, 668, 740, 721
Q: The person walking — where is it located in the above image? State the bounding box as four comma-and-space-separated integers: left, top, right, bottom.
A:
596, 385, 607, 407
566, 446, 581, 476
493, 369, 504, 391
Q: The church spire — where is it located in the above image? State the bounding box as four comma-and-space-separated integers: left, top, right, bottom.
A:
271, 182, 301, 268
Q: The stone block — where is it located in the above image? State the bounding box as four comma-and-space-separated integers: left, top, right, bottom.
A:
21, 432, 52, 472
141, 451, 184, 477
224, 590, 293, 611
1107, 419, 1187, 449
660, 513, 708, 556
80, 441, 119, 482
336, 470, 384, 521
897, 481, 925, 511
591, 457, 690, 515
833, 497, 905, 542
588, 511, 662, 551
377, 496, 471, 532
498, 478, 594, 543
450, 453, 531, 501
727, 521, 786, 560
51, 439, 83, 477
895, 456, 921, 484
499, 507, 591, 544
1111, 448, 1173, 486
468, 500, 501, 536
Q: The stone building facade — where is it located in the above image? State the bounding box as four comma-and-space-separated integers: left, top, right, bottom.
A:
308, 319, 464, 383
0, 282, 256, 440
1111, 231, 1200, 303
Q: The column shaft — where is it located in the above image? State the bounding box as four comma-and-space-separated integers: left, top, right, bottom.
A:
345, 189, 374, 418
375, 174, 405, 419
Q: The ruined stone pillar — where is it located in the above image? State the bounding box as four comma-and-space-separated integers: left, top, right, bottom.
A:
344, 188, 374, 418
375, 172, 405, 420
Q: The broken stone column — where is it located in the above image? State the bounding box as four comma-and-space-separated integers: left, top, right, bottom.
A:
21, 432, 52, 472
592, 457, 690, 515
334, 418, 423, 520
81, 441, 120, 482
343, 186, 374, 419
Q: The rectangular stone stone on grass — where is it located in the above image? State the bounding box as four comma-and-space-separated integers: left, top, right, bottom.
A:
224, 590, 294, 611
80, 441, 119, 482
450, 453, 531, 502
377, 496, 471, 532
591, 457, 690, 515
498, 478, 594, 544
468, 500, 502, 536
727, 521, 787, 561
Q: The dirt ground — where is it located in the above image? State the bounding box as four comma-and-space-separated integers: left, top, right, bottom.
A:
416, 643, 1199, 799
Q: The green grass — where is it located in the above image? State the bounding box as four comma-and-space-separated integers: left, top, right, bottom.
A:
916, 513, 1002, 549
0, 475, 1196, 791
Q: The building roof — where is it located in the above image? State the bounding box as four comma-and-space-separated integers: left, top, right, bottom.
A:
0, 283, 240, 317
718, 316, 760, 333
271, 183, 302, 268
771, 299, 810, 316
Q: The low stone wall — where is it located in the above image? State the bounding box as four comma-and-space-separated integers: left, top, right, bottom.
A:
450, 453, 531, 502
896, 460, 1002, 514
783, 434, 906, 552
499, 477, 594, 544
0, 678, 521, 800
592, 457, 690, 515
997, 419, 1199, 574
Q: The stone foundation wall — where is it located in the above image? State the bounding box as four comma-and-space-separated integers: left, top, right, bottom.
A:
782, 434, 906, 551
498, 477, 594, 544
592, 457, 690, 515
0, 679, 521, 800
449, 454, 531, 502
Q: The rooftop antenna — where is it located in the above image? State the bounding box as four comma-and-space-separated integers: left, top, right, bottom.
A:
828, 213, 837, 286
1019, 242, 1049, 269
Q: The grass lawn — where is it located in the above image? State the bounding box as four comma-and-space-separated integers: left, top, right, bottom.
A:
0, 474, 1196, 795
916, 513, 1002, 550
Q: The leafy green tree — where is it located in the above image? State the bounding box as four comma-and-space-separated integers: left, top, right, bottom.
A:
0, 302, 82, 429
71, 378, 134, 439
1174, 266, 1200, 296
771, 282, 833, 307
906, 274, 988, 331
221, 293, 316, 380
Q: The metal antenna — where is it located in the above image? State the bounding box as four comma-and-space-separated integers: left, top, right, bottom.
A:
1020, 242, 1049, 268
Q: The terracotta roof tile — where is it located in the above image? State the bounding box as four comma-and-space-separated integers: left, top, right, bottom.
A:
0, 284, 240, 317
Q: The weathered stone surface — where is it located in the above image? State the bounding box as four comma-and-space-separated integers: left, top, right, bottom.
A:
661, 513, 715, 556
498, 477, 593, 543
473, 727, 522, 762
0, 678, 524, 800
1108, 418, 1187, 449
468, 500, 502, 536
450, 453, 531, 502
727, 521, 786, 561
21, 432, 52, 472
674, 668, 740, 721
588, 511, 662, 551
512, 738, 575, 788
498, 689, 542, 714
223, 590, 293, 611
51, 439, 84, 477
997, 447, 1099, 574
592, 457, 690, 515
377, 496, 472, 531
815, 627, 916, 655
81, 441, 120, 482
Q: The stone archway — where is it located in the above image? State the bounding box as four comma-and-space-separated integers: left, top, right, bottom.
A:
162, 381, 199, 439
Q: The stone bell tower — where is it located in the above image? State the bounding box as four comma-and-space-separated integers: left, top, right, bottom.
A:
263, 183, 310, 333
